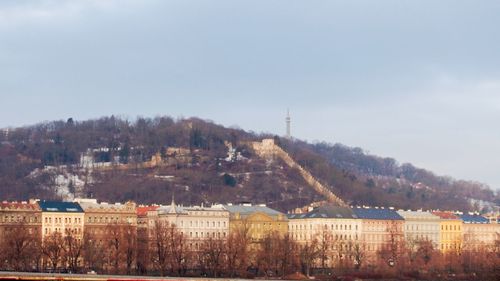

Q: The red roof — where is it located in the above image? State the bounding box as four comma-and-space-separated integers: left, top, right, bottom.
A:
136, 205, 159, 216
432, 211, 459, 220
0, 201, 40, 211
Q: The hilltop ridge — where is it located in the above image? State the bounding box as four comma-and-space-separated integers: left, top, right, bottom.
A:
0, 115, 498, 212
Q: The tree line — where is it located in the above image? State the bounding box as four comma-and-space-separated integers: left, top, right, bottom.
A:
1, 222, 499, 280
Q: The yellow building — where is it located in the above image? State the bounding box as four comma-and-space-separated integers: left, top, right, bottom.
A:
223, 204, 288, 243
432, 211, 462, 253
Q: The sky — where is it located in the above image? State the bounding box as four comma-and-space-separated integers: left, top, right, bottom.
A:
1, 0, 500, 190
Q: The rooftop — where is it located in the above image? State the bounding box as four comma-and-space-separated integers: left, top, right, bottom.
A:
458, 214, 489, 224
352, 207, 403, 220
288, 205, 357, 220
222, 204, 284, 218
431, 211, 460, 220
0, 201, 40, 211
397, 210, 440, 220
136, 205, 160, 216
38, 201, 83, 213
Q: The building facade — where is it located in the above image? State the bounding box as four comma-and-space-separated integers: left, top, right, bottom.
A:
432, 211, 462, 253
223, 204, 288, 243
136, 205, 160, 274
352, 207, 404, 263
146, 200, 230, 251
288, 205, 362, 267
396, 210, 440, 248
38, 201, 84, 239
459, 213, 498, 251
75, 198, 137, 242
156, 201, 229, 241
0, 201, 42, 271
0, 200, 41, 239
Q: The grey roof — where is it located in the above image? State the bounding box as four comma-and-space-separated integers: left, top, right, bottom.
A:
222, 204, 284, 217
459, 214, 489, 224
77, 201, 134, 212
288, 205, 358, 220
352, 207, 403, 220
396, 210, 440, 220
157, 204, 186, 215
38, 201, 83, 213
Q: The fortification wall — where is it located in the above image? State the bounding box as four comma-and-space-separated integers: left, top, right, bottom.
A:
251, 139, 346, 207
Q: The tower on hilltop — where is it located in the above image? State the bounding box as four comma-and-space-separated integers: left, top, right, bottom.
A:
286, 109, 291, 139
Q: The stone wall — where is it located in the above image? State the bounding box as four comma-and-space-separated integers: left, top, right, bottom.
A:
251, 139, 346, 207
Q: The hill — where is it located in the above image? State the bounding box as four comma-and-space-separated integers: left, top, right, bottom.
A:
0, 115, 498, 212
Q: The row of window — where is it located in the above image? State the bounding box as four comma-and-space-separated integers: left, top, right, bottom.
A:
44, 227, 82, 235
187, 211, 228, 217
442, 225, 461, 231
87, 216, 134, 224
294, 233, 359, 241
291, 224, 359, 231
187, 231, 227, 239
159, 220, 227, 228
406, 225, 439, 231
441, 243, 461, 251
2, 215, 38, 223
44, 217, 82, 224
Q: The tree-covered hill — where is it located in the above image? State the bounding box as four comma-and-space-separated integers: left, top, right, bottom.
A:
0, 116, 497, 212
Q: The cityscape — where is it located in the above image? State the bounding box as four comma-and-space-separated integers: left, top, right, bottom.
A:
2, 1, 500, 281
0, 182, 499, 279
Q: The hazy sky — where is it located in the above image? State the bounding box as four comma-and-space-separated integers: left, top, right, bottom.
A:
1, 1, 500, 190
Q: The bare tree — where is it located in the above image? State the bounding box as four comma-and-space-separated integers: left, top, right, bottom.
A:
82, 230, 105, 272
351, 242, 365, 271
0, 223, 41, 271
106, 223, 137, 274
299, 238, 319, 277
200, 236, 226, 277
42, 232, 64, 272
136, 226, 150, 275
317, 225, 333, 272
415, 239, 436, 267
63, 229, 83, 273
107, 223, 123, 274
167, 224, 188, 276
378, 221, 404, 272
225, 222, 250, 277
123, 224, 137, 275
256, 231, 282, 277
276, 233, 299, 277
150, 220, 171, 276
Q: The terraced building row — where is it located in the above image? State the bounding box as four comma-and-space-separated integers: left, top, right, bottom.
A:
0, 199, 499, 270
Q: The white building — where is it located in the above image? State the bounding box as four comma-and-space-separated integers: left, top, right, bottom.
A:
147, 199, 230, 248
288, 205, 362, 267
397, 210, 441, 248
